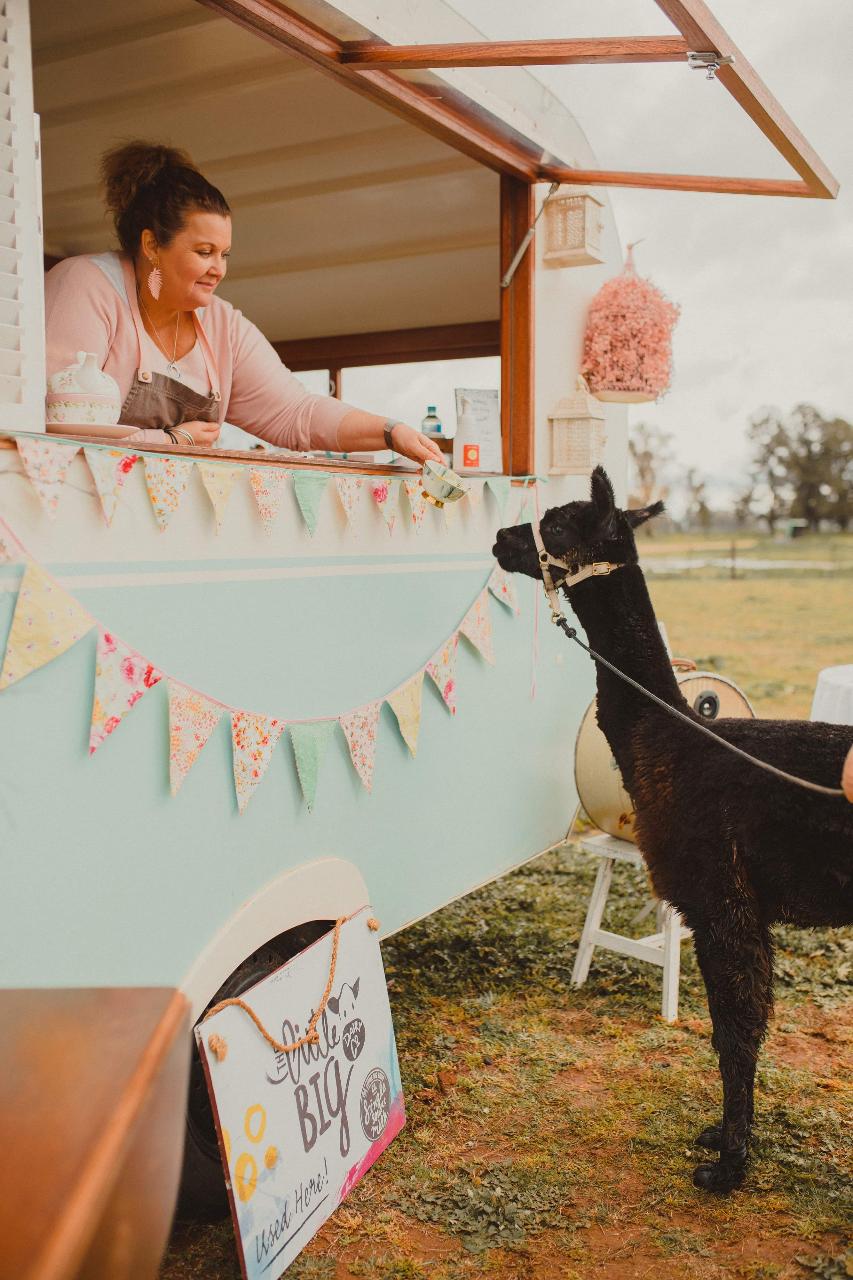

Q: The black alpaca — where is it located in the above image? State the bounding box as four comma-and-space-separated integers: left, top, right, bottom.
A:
493, 467, 853, 1194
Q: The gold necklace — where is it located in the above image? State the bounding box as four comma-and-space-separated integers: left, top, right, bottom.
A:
138, 291, 182, 377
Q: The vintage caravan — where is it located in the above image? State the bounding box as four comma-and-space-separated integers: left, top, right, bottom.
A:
0, 0, 836, 1273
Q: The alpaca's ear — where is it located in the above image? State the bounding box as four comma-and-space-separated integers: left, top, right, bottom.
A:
626, 500, 665, 529
590, 466, 617, 534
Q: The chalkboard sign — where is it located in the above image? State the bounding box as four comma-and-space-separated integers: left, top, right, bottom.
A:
198, 908, 405, 1279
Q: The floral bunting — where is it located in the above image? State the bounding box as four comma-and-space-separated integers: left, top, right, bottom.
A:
289, 721, 337, 811
402, 478, 428, 530
84, 448, 140, 526
460, 591, 495, 665
485, 476, 511, 517
0, 561, 93, 690
249, 467, 290, 534
488, 566, 520, 615
386, 672, 423, 757
339, 702, 381, 791
168, 681, 224, 795
426, 635, 458, 716
144, 455, 195, 531
197, 462, 243, 533
292, 472, 330, 536
370, 478, 399, 533
232, 710, 285, 813
89, 629, 163, 755
334, 475, 363, 522
17, 438, 80, 518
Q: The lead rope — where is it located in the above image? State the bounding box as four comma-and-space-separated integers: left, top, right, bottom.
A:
528, 521, 846, 800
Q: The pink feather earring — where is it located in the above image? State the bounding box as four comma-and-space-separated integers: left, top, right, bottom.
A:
147, 263, 162, 301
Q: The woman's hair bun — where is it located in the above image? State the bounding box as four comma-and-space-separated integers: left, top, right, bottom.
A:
100, 141, 196, 221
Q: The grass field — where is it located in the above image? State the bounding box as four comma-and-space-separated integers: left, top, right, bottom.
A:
162, 535, 852, 1280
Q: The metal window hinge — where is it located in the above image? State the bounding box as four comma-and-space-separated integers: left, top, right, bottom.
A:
687, 50, 735, 80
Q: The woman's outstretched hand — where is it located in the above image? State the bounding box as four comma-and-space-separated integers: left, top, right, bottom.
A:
181, 420, 221, 446
389, 424, 444, 466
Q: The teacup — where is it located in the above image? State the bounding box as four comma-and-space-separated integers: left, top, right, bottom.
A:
421, 459, 468, 508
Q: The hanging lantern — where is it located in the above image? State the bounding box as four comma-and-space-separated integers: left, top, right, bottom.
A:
581, 245, 679, 403
548, 377, 607, 475
543, 189, 605, 267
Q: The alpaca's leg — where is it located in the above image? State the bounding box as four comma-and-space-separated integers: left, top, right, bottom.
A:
690, 918, 773, 1194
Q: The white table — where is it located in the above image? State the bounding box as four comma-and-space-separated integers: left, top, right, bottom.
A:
810, 665, 853, 726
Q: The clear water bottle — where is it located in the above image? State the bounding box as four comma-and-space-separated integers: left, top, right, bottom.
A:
420, 405, 443, 437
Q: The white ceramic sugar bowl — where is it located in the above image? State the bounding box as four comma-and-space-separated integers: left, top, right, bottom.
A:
46, 352, 122, 425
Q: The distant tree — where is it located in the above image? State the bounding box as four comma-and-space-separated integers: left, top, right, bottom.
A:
747, 408, 795, 534
683, 468, 712, 532
748, 404, 853, 532
629, 423, 674, 535
733, 477, 757, 529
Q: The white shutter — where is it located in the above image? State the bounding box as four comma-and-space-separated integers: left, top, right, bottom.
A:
0, 0, 43, 432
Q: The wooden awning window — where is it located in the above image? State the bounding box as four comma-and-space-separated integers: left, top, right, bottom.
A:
197, 0, 838, 200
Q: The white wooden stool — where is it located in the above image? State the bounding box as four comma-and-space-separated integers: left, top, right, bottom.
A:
571, 832, 692, 1022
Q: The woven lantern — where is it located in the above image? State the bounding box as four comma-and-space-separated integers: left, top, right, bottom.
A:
581, 245, 679, 403
548, 377, 607, 475
543, 189, 605, 267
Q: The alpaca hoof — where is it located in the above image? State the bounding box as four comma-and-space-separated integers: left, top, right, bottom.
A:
696, 1124, 722, 1150
692, 1159, 746, 1194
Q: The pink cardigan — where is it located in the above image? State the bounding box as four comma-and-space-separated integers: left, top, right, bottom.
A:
44, 254, 353, 449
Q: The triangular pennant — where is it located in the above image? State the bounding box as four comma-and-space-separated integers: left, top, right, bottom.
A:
459, 591, 495, 665
515, 483, 535, 526
292, 471, 330, 536
232, 710, 285, 813
84, 448, 140, 526
289, 721, 337, 811
402, 478, 428, 530
197, 462, 243, 533
0, 519, 25, 563
339, 702, 381, 791
443, 499, 460, 529
89, 629, 163, 754
17, 438, 80, 517
0, 561, 93, 690
168, 680, 224, 796
144, 455, 195, 531
485, 476, 511, 517
386, 672, 423, 757
334, 475, 364, 523
370, 477, 399, 533
249, 467, 290, 534
425, 635, 458, 716
488, 566, 520, 615
466, 481, 484, 509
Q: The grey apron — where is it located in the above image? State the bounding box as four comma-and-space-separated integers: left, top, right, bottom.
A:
120, 256, 222, 432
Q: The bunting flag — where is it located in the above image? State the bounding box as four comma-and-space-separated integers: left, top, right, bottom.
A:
339, 702, 381, 791
459, 591, 495, 665
0, 519, 25, 563
168, 681, 224, 795
289, 721, 337, 811
466, 482, 484, 509
334, 475, 363, 523
370, 478, 399, 533
443, 500, 460, 529
426, 635, 458, 716
17, 438, 80, 518
386, 672, 423, 757
402, 478, 428, 530
84, 448, 141, 526
249, 467, 290, 534
485, 476, 511, 518
0, 561, 93, 690
293, 471, 330, 536
197, 462, 243, 533
144, 455, 195, 531
89, 629, 163, 754
489, 566, 520, 615
232, 710, 285, 813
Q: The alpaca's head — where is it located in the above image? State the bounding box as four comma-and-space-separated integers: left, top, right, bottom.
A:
492, 467, 663, 585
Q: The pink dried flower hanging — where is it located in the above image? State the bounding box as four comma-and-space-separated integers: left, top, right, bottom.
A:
581, 245, 679, 403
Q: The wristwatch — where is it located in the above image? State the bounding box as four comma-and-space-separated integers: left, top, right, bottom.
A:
383, 420, 399, 451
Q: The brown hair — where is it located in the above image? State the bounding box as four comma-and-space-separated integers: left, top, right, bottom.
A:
100, 140, 230, 256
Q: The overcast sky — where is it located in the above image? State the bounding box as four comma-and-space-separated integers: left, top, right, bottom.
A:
347, 1, 852, 507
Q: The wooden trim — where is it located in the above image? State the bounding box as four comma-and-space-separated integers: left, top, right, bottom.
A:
194, 0, 545, 181
340, 36, 689, 68
500, 178, 535, 478
274, 321, 499, 371
542, 168, 813, 198
652, 0, 839, 199
329, 367, 342, 398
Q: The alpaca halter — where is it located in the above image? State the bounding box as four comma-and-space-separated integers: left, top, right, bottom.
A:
530, 520, 847, 801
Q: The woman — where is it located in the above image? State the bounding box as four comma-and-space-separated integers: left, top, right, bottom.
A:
44, 141, 444, 465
